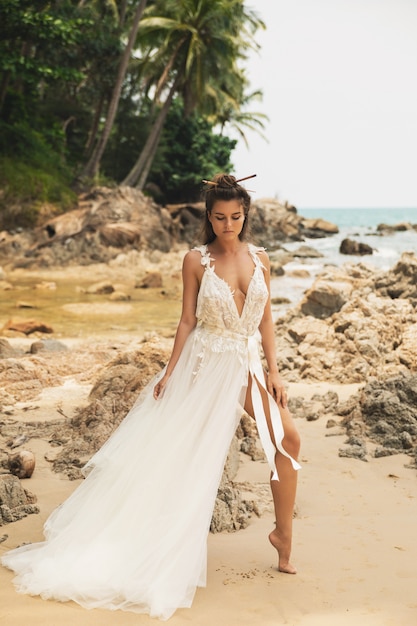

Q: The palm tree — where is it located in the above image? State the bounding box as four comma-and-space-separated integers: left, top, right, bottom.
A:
81, 0, 148, 181
122, 0, 264, 188
216, 87, 269, 148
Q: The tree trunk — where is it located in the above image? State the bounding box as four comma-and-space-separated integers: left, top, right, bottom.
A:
122, 76, 179, 187
0, 71, 11, 114
84, 92, 106, 156
136, 122, 163, 190
81, 0, 148, 180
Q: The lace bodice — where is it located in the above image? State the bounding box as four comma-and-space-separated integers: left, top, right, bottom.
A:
194, 243, 269, 338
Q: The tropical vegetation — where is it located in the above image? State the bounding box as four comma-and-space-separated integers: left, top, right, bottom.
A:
0, 0, 266, 228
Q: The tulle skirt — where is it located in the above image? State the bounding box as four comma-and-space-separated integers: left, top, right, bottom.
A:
1, 328, 248, 620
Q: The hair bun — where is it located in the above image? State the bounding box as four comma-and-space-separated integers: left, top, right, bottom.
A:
211, 173, 237, 188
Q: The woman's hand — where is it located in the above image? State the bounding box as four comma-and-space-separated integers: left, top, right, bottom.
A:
266, 371, 288, 408
153, 374, 170, 400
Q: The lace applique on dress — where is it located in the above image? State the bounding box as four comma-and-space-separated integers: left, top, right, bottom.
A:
191, 243, 268, 383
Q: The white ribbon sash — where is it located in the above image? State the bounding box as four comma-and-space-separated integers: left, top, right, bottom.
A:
247, 335, 301, 481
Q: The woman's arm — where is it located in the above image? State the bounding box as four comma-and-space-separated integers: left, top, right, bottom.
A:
153, 250, 201, 399
257, 251, 288, 408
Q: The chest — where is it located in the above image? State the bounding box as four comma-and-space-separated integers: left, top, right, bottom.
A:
209, 254, 256, 296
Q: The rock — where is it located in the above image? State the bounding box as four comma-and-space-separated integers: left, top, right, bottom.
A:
339, 238, 373, 255
0, 338, 24, 359
210, 436, 254, 532
273, 251, 417, 384
240, 436, 265, 461
271, 296, 290, 305
16, 301, 37, 309
8, 450, 36, 478
34, 281, 56, 290
136, 271, 163, 289
52, 344, 172, 479
397, 323, 417, 369
2, 318, 53, 335
374, 252, 417, 302
109, 291, 131, 301
0, 474, 39, 525
376, 222, 413, 233
6, 434, 29, 449
85, 281, 114, 295
0, 280, 13, 290
374, 447, 400, 458
338, 371, 417, 458
339, 441, 367, 460
287, 269, 310, 278
300, 218, 339, 237
300, 279, 353, 318
98, 222, 141, 247
291, 245, 325, 258
0, 186, 174, 268
30, 339, 68, 354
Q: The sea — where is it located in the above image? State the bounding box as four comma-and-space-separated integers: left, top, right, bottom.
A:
270, 207, 417, 312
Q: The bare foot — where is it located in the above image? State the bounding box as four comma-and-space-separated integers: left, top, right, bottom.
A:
269, 529, 297, 574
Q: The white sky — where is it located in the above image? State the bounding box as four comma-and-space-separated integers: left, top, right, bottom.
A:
232, 0, 417, 209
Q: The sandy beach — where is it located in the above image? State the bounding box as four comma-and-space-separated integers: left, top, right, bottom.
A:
1, 378, 416, 626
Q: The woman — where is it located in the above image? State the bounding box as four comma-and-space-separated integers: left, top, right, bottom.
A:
2, 173, 300, 620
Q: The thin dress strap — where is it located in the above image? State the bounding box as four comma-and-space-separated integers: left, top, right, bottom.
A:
247, 243, 266, 270
192, 244, 212, 268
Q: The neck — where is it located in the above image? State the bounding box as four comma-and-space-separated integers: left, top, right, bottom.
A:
210, 238, 244, 254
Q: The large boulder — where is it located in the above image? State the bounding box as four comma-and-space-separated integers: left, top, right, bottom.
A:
0, 474, 39, 525
340, 238, 373, 255
300, 279, 354, 318
338, 372, 417, 461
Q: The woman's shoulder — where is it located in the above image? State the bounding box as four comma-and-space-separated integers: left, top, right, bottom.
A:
248, 243, 269, 268
183, 246, 208, 270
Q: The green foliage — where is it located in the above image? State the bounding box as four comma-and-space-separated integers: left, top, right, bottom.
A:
0, 0, 266, 224
0, 121, 76, 229
148, 99, 236, 203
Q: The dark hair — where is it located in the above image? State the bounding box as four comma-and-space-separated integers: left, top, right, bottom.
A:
201, 173, 251, 244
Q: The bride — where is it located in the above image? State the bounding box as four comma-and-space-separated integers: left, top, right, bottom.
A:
2, 173, 301, 620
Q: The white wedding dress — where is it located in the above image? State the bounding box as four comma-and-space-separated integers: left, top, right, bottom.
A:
2, 244, 300, 620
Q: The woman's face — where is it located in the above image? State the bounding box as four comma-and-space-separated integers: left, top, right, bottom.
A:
208, 199, 245, 240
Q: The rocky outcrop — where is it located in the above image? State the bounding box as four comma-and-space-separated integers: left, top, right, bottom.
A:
337, 371, 417, 463
275, 253, 417, 383
0, 188, 338, 269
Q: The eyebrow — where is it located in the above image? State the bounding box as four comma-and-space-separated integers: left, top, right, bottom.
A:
213, 211, 242, 216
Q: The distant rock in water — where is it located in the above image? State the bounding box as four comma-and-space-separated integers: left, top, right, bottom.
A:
376, 221, 416, 233
339, 238, 373, 255
300, 217, 339, 238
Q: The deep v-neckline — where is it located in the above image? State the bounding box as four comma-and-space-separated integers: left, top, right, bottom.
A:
205, 245, 257, 320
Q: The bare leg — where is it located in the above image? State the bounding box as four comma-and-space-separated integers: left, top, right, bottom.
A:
244, 376, 300, 574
